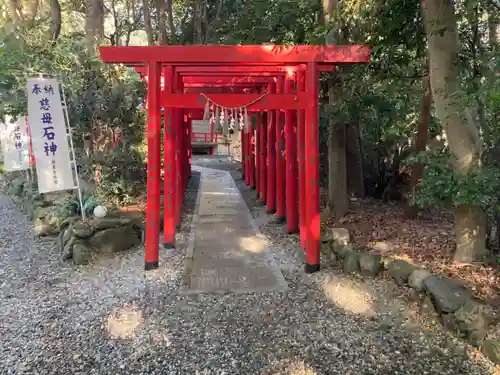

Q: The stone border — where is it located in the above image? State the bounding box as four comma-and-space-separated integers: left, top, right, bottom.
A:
322, 227, 500, 365
178, 168, 205, 293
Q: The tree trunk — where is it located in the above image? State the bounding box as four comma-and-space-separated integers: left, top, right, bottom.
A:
193, 0, 204, 44
488, 6, 498, 50
346, 122, 365, 198
156, 0, 169, 45
48, 0, 62, 44
143, 0, 154, 45
166, 0, 177, 44
328, 123, 348, 216
405, 75, 432, 218
7, 0, 22, 24
85, 0, 104, 50
322, 0, 348, 218
421, 0, 487, 264
26, 0, 40, 23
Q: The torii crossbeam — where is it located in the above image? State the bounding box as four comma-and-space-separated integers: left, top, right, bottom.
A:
99, 44, 371, 274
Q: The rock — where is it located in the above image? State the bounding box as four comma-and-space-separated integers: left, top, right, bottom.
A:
34, 218, 55, 236
334, 244, 352, 259
321, 241, 337, 264
91, 217, 135, 231
34, 205, 75, 233
88, 226, 140, 254
46, 210, 73, 233
468, 329, 488, 347
7, 178, 24, 197
386, 259, 416, 286
34, 206, 52, 220
482, 339, 500, 365
358, 253, 383, 277
423, 275, 471, 313
320, 234, 331, 244
453, 300, 491, 346
329, 228, 350, 247
72, 222, 95, 238
320, 242, 333, 254
62, 223, 73, 247
342, 251, 360, 273
72, 242, 93, 265
408, 269, 432, 292
58, 223, 73, 252
420, 295, 439, 318
62, 236, 76, 260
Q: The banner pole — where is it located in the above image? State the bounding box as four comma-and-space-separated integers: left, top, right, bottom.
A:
59, 79, 86, 221
25, 117, 34, 219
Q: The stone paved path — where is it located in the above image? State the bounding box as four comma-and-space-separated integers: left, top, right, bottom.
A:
182, 165, 288, 294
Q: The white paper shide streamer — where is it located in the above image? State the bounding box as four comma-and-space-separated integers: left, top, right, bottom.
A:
200, 92, 268, 136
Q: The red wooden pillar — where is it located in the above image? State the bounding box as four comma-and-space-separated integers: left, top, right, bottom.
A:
209, 112, 215, 156
163, 66, 176, 249
183, 112, 189, 186
305, 62, 320, 273
179, 109, 185, 190
241, 129, 247, 180
187, 114, 192, 178
285, 75, 299, 233
266, 81, 276, 213
275, 76, 286, 223
255, 113, 261, 195
145, 61, 161, 270
297, 70, 306, 249
259, 112, 267, 203
174, 72, 183, 227
244, 127, 250, 185
249, 118, 256, 188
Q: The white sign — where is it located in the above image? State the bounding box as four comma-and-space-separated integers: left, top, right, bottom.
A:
0, 115, 30, 171
27, 78, 75, 193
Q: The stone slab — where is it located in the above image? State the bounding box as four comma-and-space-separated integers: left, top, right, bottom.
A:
180, 165, 288, 295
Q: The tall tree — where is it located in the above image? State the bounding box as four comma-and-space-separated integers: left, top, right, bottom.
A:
165, 0, 176, 44
143, 0, 154, 45
48, 0, 62, 44
156, 0, 168, 44
405, 75, 432, 218
421, 0, 487, 263
85, 0, 104, 49
322, 0, 349, 219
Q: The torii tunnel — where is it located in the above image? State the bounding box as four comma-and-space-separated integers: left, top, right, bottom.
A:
99, 45, 371, 274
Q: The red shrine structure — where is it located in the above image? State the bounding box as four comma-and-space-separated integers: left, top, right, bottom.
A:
99, 45, 371, 273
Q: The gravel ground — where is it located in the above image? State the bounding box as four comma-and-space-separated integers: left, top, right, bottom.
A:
0, 159, 497, 375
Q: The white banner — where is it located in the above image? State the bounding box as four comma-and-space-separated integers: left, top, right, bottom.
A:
27, 78, 75, 193
0, 116, 30, 172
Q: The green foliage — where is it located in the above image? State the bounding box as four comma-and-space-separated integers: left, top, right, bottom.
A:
214, 0, 321, 44
408, 150, 500, 217
0, 22, 146, 206
92, 149, 147, 205
56, 193, 103, 218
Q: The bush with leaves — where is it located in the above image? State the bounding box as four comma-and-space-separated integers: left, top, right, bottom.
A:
0, 25, 146, 206
408, 148, 500, 254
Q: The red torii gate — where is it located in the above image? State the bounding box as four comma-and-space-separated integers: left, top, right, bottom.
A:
141, 66, 312, 258
100, 45, 370, 274
140, 65, 302, 238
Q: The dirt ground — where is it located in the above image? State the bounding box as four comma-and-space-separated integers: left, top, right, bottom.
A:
324, 197, 500, 311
